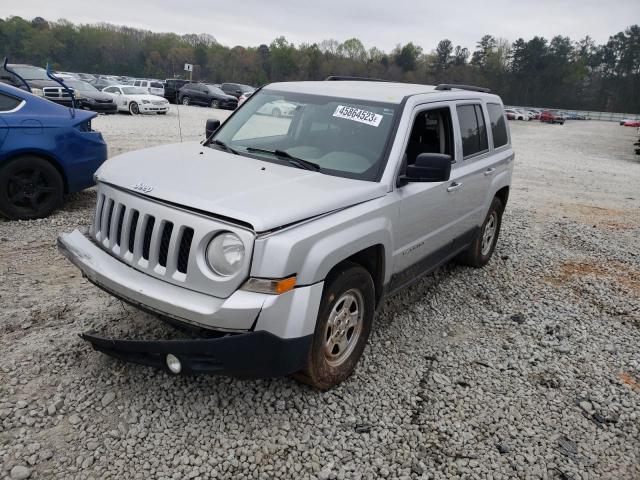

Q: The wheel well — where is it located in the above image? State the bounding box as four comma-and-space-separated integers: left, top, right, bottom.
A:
328, 245, 385, 308
495, 186, 509, 209
3, 152, 68, 193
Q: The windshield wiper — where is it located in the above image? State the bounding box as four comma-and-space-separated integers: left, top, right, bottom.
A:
212, 139, 239, 155
245, 147, 320, 171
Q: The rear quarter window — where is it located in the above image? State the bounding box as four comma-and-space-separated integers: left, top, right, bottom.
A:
487, 103, 509, 148
0, 92, 22, 111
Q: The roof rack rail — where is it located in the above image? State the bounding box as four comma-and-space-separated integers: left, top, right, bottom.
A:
435, 84, 491, 93
325, 75, 391, 82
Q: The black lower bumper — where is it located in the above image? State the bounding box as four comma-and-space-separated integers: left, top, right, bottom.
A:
80, 330, 311, 379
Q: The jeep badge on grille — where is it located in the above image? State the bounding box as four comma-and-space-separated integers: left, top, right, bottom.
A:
133, 182, 153, 193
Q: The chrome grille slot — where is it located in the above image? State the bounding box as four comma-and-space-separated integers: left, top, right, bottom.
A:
91, 183, 255, 297
158, 222, 174, 267
177, 228, 194, 274
115, 207, 126, 246
128, 210, 139, 254
142, 216, 155, 261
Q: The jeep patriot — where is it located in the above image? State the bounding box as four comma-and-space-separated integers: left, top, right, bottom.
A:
58, 78, 513, 389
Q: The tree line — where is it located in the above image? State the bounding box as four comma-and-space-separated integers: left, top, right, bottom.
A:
1, 16, 638, 113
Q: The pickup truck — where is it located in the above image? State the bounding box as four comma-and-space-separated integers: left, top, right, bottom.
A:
58, 78, 513, 390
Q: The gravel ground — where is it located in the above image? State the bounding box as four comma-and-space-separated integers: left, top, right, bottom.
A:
1, 109, 639, 480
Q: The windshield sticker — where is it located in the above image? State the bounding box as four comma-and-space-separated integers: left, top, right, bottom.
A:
333, 105, 383, 127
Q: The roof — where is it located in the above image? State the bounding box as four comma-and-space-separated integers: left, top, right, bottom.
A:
265, 80, 446, 104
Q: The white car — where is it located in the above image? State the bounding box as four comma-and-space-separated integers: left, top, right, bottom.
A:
257, 99, 298, 117
505, 108, 528, 121
133, 79, 165, 97
102, 85, 169, 115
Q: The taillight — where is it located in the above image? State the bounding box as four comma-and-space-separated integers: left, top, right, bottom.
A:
75, 120, 92, 132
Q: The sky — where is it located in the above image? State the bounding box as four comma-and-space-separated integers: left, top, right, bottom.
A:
6, 0, 639, 52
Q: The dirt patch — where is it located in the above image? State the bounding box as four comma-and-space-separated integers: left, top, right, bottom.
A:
562, 203, 638, 230
545, 259, 640, 295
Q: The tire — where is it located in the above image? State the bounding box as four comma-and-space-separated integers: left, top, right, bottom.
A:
295, 262, 375, 390
272, 107, 281, 117
458, 196, 503, 268
182, 96, 190, 106
129, 102, 139, 115
210, 99, 219, 109
0, 156, 64, 220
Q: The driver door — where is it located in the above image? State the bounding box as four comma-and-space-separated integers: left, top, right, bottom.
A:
390, 103, 466, 292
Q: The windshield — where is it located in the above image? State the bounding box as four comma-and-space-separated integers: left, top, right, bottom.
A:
121, 86, 148, 95
65, 80, 98, 92
211, 89, 398, 181
11, 66, 50, 81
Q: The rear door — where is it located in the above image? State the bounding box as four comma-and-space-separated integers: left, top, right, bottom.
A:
450, 102, 497, 239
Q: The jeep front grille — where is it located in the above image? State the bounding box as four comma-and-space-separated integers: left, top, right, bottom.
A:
90, 182, 255, 298
94, 193, 195, 278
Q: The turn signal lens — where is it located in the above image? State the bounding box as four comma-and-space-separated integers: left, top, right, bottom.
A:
241, 276, 296, 295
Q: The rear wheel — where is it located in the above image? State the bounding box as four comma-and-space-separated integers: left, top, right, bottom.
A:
210, 99, 220, 109
458, 197, 503, 268
129, 102, 139, 115
182, 96, 190, 106
294, 262, 375, 390
0, 156, 64, 220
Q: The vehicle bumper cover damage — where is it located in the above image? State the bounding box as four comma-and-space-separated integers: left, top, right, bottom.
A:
57, 229, 322, 377
79, 330, 311, 378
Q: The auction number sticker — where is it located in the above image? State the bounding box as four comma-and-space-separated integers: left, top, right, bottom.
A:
333, 105, 383, 127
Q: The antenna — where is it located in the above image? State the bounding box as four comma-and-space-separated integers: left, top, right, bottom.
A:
46, 63, 76, 118
3, 58, 32, 92
171, 62, 183, 142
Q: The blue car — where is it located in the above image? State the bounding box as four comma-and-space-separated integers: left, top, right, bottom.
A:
0, 82, 107, 220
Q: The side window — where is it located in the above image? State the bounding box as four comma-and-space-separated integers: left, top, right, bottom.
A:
103, 87, 113, 93
405, 107, 454, 165
0, 92, 22, 111
487, 103, 509, 148
456, 104, 489, 158
134, 81, 141, 87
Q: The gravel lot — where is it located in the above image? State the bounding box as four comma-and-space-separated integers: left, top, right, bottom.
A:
1, 108, 639, 480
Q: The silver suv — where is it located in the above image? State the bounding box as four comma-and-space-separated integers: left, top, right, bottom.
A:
58, 78, 513, 389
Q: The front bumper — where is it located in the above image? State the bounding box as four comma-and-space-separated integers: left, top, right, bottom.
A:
139, 103, 169, 113
58, 229, 323, 376
82, 101, 117, 113
80, 330, 311, 377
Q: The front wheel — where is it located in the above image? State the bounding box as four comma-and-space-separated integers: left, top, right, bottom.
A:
210, 99, 219, 109
458, 196, 503, 268
295, 262, 375, 390
129, 102, 139, 115
0, 156, 64, 220
181, 96, 190, 106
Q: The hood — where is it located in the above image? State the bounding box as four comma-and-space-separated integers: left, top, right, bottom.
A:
27, 79, 66, 89
79, 90, 114, 101
96, 142, 387, 232
127, 93, 165, 101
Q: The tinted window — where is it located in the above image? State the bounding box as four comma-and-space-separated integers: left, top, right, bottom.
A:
487, 103, 509, 148
134, 81, 141, 86
150, 82, 163, 88
0, 92, 22, 111
457, 104, 489, 157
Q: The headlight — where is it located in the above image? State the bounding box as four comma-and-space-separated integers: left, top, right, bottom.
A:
205, 232, 245, 276
142, 99, 150, 104
31, 88, 44, 97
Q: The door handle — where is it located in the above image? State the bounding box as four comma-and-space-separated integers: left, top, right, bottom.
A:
447, 182, 463, 192
484, 167, 496, 176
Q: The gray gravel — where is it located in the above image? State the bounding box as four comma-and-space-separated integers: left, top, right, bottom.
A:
1, 112, 639, 479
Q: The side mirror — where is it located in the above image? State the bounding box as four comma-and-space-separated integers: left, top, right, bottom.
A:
401, 153, 452, 184
205, 118, 221, 138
